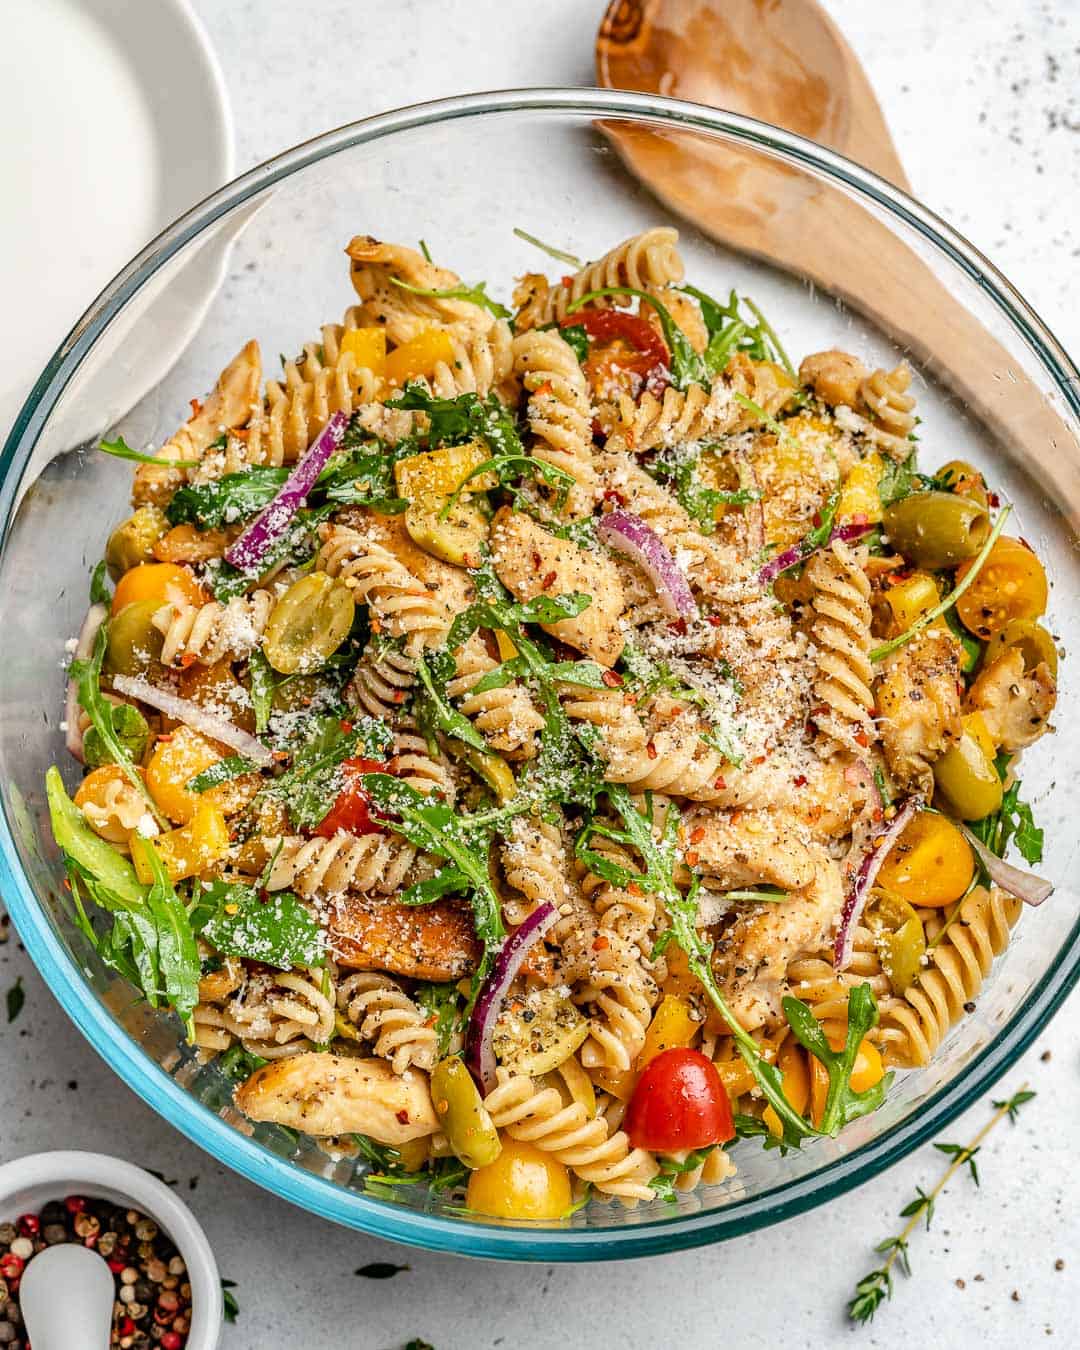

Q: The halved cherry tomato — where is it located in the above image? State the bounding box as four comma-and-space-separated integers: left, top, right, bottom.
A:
955, 536, 1048, 638
111, 563, 205, 616
624, 1047, 734, 1152
563, 307, 669, 398
313, 756, 386, 837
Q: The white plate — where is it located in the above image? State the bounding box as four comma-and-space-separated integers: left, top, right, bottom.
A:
0, 0, 233, 445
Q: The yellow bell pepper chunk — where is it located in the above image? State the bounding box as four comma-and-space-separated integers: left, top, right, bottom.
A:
394, 441, 497, 499
384, 328, 455, 386
636, 994, 699, 1070
494, 630, 519, 662
131, 799, 229, 884
837, 452, 884, 524
885, 570, 941, 633
339, 327, 387, 377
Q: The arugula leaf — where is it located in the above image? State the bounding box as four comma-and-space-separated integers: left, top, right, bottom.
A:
247, 648, 274, 735
46, 766, 147, 907
414, 980, 465, 1059
648, 1147, 715, 1202
261, 715, 393, 832
400, 868, 471, 907
165, 466, 288, 529
944, 605, 982, 674
71, 626, 166, 827
6, 977, 25, 1024
782, 985, 892, 1132
221, 1279, 240, 1324
677, 284, 794, 379
134, 838, 200, 1041
186, 756, 257, 793
89, 559, 112, 606
83, 702, 149, 770
200, 879, 323, 969
413, 651, 487, 754
568, 286, 707, 390
970, 752, 1044, 865
100, 435, 197, 469
64, 860, 161, 1006
388, 275, 510, 319
217, 1044, 268, 1083
877, 452, 923, 508
512, 227, 582, 267
558, 324, 589, 363
647, 442, 760, 535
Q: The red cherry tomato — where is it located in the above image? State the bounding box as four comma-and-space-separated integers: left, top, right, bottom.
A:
562, 307, 669, 396
313, 756, 386, 837
624, 1047, 734, 1152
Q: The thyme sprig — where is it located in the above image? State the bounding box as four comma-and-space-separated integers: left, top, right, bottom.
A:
847, 1084, 1036, 1323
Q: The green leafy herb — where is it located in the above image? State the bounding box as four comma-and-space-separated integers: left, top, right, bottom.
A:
186, 756, 256, 793
848, 1084, 1035, 1324
558, 323, 589, 363
878, 452, 924, 507
199, 879, 323, 970
134, 837, 200, 1041
217, 1044, 268, 1084
83, 702, 149, 770
353, 1134, 466, 1197
260, 714, 392, 832
221, 1279, 240, 1324
970, 751, 1044, 866
678, 284, 794, 378
414, 981, 465, 1059
89, 559, 112, 606
944, 605, 982, 673
648, 1147, 714, 1202
870, 505, 1012, 663
6, 977, 24, 1024
166, 466, 287, 529
620, 645, 743, 764
782, 988, 891, 1135
568, 286, 706, 390
647, 442, 760, 535
388, 275, 510, 319
99, 435, 197, 468
415, 650, 497, 755
512, 227, 582, 267
248, 648, 275, 735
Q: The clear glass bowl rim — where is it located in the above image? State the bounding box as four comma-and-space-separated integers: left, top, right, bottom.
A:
2, 88, 1078, 1261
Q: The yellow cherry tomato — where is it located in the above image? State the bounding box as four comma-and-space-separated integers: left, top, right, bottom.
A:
636, 995, 699, 1070
809, 1030, 885, 1127
131, 799, 229, 884
111, 563, 206, 616
145, 726, 252, 824
713, 1056, 757, 1101
465, 1136, 571, 1221
982, 618, 1058, 678
763, 1036, 811, 1137
875, 810, 975, 908
339, 326, 387, 377
837, 453, 884, 524
956, 536, 1048, 638
263, 572, 355, 675
384, 328, 456, 387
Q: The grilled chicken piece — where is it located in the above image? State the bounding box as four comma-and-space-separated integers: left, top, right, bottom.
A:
967, 648, 1056, 752
490, 506, 625, 667
235, 1054, 438, 1144
876, 632, 962, 796
712, 855, 844, 1030
346, 236, 492, 344
706, 753, 871, 840
328, 894, 480, 982
132, 340, 261, 506
338, 509, 478, 617
683, 808, 817, 892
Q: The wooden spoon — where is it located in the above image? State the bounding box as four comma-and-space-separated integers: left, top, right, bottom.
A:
596, 0, 1080, 514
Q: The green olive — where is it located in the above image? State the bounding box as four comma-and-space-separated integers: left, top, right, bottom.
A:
105, 599, 166, 678
865, 889, 926, 994
105, 507, 168, 580
491, 988, 589, 1077
935, 459, 989, 509
263, 572, 355, 675
933, 728, 1004, 820
982, 618, 1058, 678
430, 1056, 501, 1169
270, 673, 332, 713
882, 491, 991, 570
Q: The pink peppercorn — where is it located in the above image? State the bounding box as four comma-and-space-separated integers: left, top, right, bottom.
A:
161, 1333, 183, 1349
0, 1254, 24, 1280
64, 1195, 87, 1214
16, 1215, 39, 1237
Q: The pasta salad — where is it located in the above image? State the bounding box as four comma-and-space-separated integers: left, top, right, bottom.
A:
47, 227, 1058, 1218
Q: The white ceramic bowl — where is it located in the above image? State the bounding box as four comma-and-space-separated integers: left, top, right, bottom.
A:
0, 1151, 221, 1349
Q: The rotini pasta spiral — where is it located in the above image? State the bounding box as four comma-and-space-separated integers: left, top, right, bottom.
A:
77, 775, 148, 846
337, 971, 437, 1075
197, 965, 336, 1060
578, 835, 657, 956
878, 887, 1022, 1067
804, 541, 876, 757
514, 228, 684, 330
834, 364, 917, 460
318, 525, 451, 656
152, 591, 273, 668
347, 641, 417, 723
346, 236, 494, 344
499, 816, 583, 929
389, 729, 457, 801
574, 935, 658, 1073
446, 632, 544, 759
427, 319, 515, 401
511, 328, 597, 517
264, 831, 417, 899
485, 1067, 659, 1204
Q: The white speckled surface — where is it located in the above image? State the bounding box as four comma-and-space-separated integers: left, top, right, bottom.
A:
3, 2, 1079, 1346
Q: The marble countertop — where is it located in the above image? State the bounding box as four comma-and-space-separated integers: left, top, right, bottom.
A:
2, 1, 1078, 1346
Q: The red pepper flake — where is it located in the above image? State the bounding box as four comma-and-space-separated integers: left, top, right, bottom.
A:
752, 755, 767, 766
623, 692, 639, 705
392, 690, 407, 703
532, 551, 543, 570
988, 490, 1001, 508
189, 397, 203, 418
591, 418, 605, 440
646, 740, 658, 760
667, 618, 688, 636
793, 774, 808, 788
602, 487, 627, 506
395, 1108, 410, 1125
689, 826, 706, 845
340, 720, 353, 733
601, 669, 623, 688
685, 849, 700, 867
541, 570, 558, 590
812, 510, 822, 528
534, 380, 555, 398
626, 881, 644, 897
561, 275, 574, 288
714, 775, 727, 791
885, 569, 913, 586
272, 749, 289, 762
706, 614, 724, 628
853, 729, 870, 748
178, 652, 197, 668
592, 935, 610, 952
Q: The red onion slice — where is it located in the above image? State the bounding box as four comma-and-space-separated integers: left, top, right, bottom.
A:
224, 410, 347, 573
598, 510, 697, 619
835, 797, 918, 970
758, 517, 873, 587
958, 824, 1054, 907
465, 901, 558, 1095
111, 674, 275, 767
64, 603, 108, 762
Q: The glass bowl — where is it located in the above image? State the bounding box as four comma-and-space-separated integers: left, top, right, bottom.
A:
2, 90, 1078, 1261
